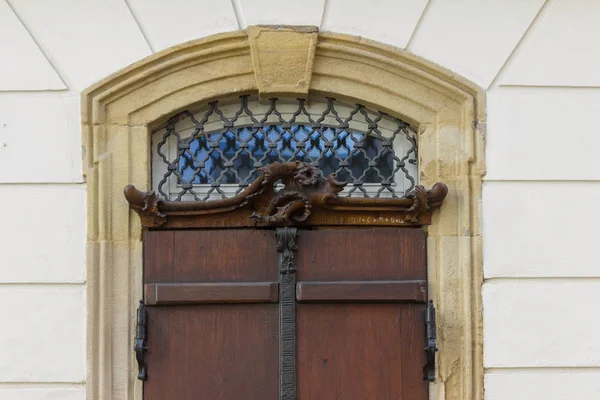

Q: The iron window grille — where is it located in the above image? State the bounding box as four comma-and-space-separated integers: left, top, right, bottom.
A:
152, 96, 418, 201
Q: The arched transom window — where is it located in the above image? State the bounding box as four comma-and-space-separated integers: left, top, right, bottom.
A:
152, 96, 418, 201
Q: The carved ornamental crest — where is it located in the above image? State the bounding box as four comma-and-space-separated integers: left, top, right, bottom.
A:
125, 161, 447, 228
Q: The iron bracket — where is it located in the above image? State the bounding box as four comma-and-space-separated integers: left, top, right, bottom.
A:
424, 300, 438, 382
134, 300, 148, 381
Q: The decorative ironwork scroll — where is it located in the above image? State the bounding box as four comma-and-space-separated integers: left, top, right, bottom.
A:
125, 161, 447, 229
276, 227, 298, 400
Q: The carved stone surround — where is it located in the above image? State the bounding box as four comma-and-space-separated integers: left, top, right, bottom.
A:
82, 26, 485, 400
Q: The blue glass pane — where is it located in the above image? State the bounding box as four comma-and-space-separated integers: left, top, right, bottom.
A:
178, 124, 393, 186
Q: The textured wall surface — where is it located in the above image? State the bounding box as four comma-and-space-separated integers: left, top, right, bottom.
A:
0, 0, 597, 398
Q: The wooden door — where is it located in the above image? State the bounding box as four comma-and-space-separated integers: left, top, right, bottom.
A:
141, 227, 427, 399
296, 228, 427, 399
143, 229, 280, 400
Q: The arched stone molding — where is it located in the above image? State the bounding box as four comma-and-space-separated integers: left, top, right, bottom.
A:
82, 27, 485, 400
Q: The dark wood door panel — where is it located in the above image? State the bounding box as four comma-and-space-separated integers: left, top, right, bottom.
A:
145, 304, 279, 400
295, 228, 428, 399
296, 228, 426, 281
145, 229, 278, 283
297, 303, 427, 400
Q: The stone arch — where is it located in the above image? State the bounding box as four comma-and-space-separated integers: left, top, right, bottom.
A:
82, 26, 485, 400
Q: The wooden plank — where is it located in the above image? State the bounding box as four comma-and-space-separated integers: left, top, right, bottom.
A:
296, 280, 427, 303
296, 229, 427, 282
297, 303, 427, 399
145, 305, 279, 400
172, 230, 278, 283
144, 231, 174, 283
145, 282, 279, 305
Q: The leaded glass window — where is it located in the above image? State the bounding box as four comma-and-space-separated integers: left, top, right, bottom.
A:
152, 96, 418, 201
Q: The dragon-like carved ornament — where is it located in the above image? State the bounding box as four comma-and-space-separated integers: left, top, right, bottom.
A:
124, 161, 447, 229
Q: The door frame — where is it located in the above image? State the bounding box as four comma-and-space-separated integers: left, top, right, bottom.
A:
82, 26, 485, 400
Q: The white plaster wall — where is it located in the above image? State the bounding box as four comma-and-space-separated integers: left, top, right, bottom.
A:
0, 0, 597, 398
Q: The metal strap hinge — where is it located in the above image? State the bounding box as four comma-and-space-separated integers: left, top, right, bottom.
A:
134, 300, 148, 381
424, 300, 438, 382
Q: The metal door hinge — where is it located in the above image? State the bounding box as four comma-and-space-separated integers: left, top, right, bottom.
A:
134, 300, 148, 381
424, 300, 438, 382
